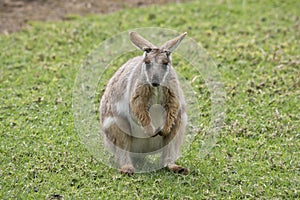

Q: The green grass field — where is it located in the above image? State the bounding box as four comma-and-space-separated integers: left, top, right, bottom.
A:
1, 0, 299, 199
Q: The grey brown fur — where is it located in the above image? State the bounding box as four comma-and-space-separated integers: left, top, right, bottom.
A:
100, 32, 188, 175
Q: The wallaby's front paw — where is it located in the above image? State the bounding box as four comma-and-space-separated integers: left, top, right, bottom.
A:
159, 125, 171, 136
143, 124, 156, 137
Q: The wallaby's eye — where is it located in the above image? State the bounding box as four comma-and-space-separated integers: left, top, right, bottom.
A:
163, 50, 171, 56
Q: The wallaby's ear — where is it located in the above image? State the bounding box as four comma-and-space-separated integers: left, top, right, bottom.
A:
129, 32, 157, 51
160, 32, 187, 52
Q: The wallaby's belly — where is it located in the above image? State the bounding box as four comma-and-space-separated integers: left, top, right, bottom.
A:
128, 87, 186, 154
131, 135, 164, 153
128, 102, 166, 153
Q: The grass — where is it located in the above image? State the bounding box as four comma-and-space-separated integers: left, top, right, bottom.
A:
1, 0, 299, 199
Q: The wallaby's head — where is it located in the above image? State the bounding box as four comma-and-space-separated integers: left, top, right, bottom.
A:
129, 32, 187, 87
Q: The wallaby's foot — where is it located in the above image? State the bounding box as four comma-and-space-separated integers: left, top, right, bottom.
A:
120, 164, 134, 175
166, 164, 189, 175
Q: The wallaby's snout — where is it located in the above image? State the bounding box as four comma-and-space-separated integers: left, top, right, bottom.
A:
150, 73, 160, 87
143, 49, 170, 87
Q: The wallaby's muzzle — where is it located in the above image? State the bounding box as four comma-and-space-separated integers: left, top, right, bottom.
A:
151, 75, 160, 87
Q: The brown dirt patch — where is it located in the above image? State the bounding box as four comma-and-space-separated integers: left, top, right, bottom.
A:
0, 0, 188, 34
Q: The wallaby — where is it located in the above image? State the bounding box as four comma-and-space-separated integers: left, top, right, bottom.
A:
99, 32, 188, 175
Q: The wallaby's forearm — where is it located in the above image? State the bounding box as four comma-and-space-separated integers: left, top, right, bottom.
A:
162, 87, 180, 135
130, 84, 153, 127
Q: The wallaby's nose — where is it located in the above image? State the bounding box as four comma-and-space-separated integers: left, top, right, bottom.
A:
151, 82, 160, 87
151, 75, 160, 87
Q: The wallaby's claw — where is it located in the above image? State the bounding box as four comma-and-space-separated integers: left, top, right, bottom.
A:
152, 127, 163, 137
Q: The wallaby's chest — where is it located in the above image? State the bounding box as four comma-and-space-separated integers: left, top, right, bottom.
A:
149, 87, 166, 105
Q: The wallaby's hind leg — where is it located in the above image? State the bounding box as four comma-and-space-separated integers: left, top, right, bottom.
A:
162, 112, 189, 175
104, 124, 134, 175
